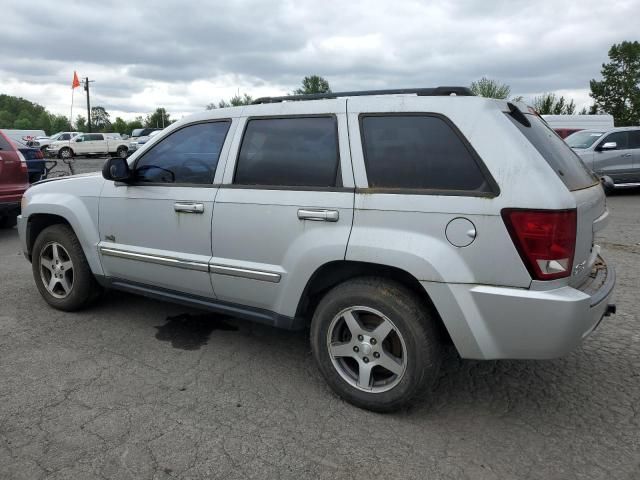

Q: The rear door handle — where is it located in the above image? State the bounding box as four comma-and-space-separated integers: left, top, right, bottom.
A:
297, 209, 339, 222
623, 153, 632, 157
174, 202, 204, 214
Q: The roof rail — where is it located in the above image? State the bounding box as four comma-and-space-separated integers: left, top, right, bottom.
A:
252, 86, 474, 104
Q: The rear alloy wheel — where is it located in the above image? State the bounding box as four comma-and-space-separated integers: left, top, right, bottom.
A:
32, 224, 102, 311
311, 277, 442, 412
59, 147, 73, 160
327, 306, 408, 393
117, 147, 128, 159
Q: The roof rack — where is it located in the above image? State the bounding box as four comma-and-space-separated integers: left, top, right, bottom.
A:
252, 86, 474, 104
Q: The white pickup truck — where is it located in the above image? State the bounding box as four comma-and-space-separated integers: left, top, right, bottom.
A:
47, 133, 129, 159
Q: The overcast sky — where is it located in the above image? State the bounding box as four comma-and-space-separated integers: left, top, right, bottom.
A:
1, 0, 638, 121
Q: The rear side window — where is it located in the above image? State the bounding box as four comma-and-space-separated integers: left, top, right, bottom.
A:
234, 117, 339, 187
630, 130, 640, 149
360, 115, 493, 193
134, 121, 231, 184
507, 114, 598, 191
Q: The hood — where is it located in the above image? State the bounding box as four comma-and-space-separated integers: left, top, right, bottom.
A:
32, 171, 102, 186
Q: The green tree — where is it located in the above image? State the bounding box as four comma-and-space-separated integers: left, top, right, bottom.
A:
75, 115, 87, 131
145, 108, 172, 128
0, 110, 15, 128
50, 115, 71, 132
90, 106, 111, 131
112, 117, 128, 135
126, 117, 144, 134
13, 118, 32, 129
532, 93, 576, 114
207, 93, 254, 109
294, 75, 331, 95
470, 77, 511, 99
36, 112, 51, 134
590, 40, 640, 126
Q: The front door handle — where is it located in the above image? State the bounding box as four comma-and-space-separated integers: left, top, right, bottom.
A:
174, 202, 204, 214
297, 209, 339, 222
623, 153, 632, 157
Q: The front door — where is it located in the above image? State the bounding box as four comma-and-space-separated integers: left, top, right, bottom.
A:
210, 100, 354, 321
593, 131, 634, 182
98, 119, 235, 298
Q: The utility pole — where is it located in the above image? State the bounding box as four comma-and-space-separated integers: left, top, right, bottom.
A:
83, 77, 95, 132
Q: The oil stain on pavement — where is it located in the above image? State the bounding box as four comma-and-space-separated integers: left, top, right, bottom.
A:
155, 313, 238, 350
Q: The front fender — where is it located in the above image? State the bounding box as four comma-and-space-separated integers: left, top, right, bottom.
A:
22, 178, 105, 276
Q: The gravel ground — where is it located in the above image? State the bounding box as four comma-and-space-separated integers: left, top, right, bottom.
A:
0, 172, 638, 479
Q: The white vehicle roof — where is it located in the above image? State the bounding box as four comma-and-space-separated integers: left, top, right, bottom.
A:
542, 114, 614, 130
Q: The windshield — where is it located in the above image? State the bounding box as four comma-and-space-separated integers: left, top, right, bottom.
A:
565, 130, 605, 149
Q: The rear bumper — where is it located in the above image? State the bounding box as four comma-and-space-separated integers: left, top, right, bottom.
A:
425, 255, 616, 360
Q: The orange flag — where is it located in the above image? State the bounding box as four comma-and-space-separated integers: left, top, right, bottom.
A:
72, 71, 80, 89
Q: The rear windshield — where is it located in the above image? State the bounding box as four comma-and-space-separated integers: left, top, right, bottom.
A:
507, 113, 598, 191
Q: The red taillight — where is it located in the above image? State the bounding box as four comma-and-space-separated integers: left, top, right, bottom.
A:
16, 151, 28, 174
502, 209, 577, 281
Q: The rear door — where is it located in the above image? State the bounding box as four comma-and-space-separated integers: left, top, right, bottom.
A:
592, 131, 634, 182
86, 134, 107, 154
210, 100, 354, 319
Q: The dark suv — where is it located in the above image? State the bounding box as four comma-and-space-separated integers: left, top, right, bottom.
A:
0, 130, 29, 228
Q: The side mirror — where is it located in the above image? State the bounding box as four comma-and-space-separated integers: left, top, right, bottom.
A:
599, 141, 617, 151
102, 157, 132, 182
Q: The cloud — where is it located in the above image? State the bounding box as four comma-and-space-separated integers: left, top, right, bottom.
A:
0, 0, 637, 120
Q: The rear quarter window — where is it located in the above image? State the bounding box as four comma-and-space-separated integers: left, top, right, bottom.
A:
507, 113, 598, 191
359, 114, 495, 194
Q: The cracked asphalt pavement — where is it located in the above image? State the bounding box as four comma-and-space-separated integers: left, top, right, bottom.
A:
1, 164, 638, 479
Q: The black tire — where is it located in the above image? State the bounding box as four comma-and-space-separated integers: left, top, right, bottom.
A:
31, 224, 102, 311
59, 147, 73, 160
310, 277, 442, 412
0, 215, 18, 228
117, 147, 128, 159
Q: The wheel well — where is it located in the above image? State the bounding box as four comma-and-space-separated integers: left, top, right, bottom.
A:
26, 214, 71, 260
296, 261, 452, 344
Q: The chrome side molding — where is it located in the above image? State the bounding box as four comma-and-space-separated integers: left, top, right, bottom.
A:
209, 264, 281, 283
99, 247, 210, 272
99, 246, 281, 282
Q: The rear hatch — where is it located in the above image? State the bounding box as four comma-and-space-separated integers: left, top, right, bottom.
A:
507, 110, 606, 287
0, 131, 29, 201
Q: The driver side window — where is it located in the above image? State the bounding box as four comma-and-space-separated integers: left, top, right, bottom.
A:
600, 131, 628, 150
134, 121, 231, 184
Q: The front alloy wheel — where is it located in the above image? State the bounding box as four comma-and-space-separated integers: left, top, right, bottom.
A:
39, 242, 74, 298
32, 224, 102, 311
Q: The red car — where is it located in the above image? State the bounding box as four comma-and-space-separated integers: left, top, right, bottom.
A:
0, 130, 29, 228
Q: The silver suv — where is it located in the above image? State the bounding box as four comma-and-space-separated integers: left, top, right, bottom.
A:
18, 88, 616, 412
566, 126, 640, 191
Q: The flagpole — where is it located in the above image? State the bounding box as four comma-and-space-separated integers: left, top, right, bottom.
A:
70, 87, 74, 131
